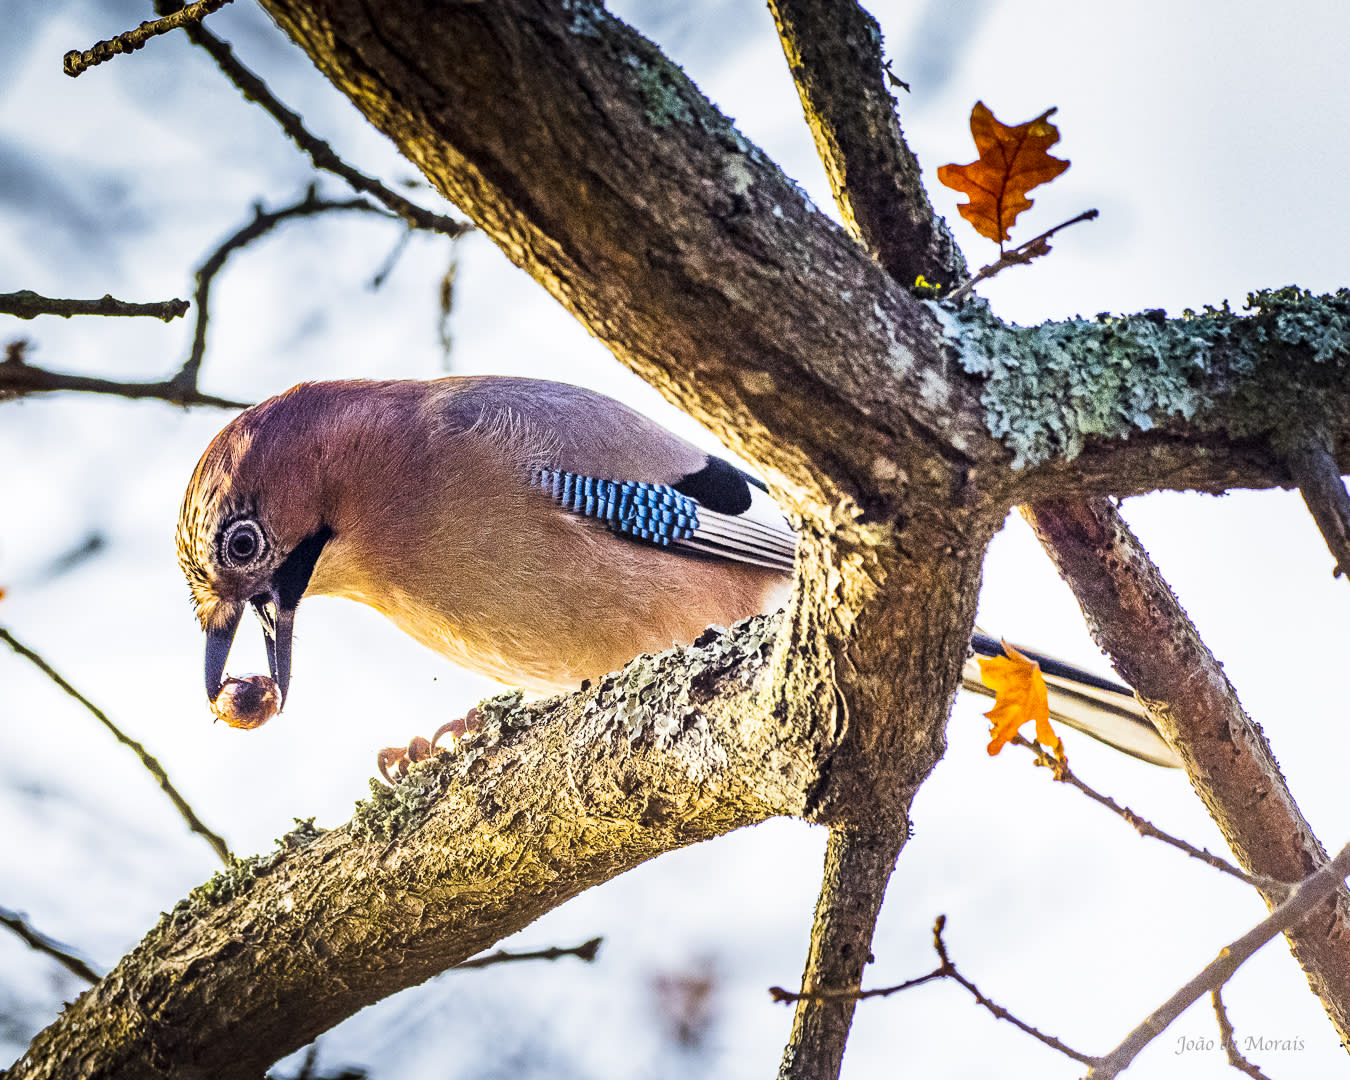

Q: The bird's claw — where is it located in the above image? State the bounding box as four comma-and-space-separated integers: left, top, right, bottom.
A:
376, 707, 482, 783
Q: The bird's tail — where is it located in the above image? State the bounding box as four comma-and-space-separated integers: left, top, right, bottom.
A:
963, 632, 1181, 768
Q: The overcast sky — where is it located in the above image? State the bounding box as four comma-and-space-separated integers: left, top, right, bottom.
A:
2, 1, 1348, 1077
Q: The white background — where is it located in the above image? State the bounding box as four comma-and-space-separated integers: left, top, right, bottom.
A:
1, 1, 1347, 1076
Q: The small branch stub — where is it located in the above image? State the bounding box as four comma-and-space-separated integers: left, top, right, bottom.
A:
0, 291, 189, 321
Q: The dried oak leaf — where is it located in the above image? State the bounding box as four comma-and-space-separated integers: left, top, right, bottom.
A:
978, 641, 1063, 760
938, 102, 1069, 245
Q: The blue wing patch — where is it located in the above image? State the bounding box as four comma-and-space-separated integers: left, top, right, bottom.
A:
534, 469, 700, 546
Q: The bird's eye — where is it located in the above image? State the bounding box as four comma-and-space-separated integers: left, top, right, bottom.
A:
220, 519, 267, 569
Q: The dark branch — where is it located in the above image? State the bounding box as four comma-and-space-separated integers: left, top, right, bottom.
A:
1212, 989, 1275, 1080
154, 1, 472, 239
454, 936, 602, 970
173, 186, 395, 390
767, 0, 967, 292
63, 0, 234, 77
1284, 428, 1350, 578
0, 358, 247, 409
778, 825, 908, 1080
0, 291, 189, 322
0, 906, 101, 985
1010, 735, 1286, 896
772, 916, 1094, 1066
0, 628, 233, 864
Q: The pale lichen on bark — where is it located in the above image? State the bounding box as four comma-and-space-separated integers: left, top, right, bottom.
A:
935, 287, 1350, 469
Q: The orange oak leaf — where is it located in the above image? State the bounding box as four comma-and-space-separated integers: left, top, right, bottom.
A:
937, 102, 1070, 246
978, 641, 1063, 760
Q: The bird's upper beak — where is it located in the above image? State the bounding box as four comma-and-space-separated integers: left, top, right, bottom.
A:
204, 590, 296, 707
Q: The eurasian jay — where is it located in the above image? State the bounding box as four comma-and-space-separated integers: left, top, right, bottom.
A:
176, 376, 1179, 768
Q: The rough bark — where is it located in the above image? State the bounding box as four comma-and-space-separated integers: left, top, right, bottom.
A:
766, 0, 967, 292
8, 621, 817, 1079
1023, 498, 1350, 1045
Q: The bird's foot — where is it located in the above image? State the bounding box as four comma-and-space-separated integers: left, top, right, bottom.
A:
376, 707, 482, 784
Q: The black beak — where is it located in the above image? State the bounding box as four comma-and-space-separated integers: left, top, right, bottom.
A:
251, 593, 296, 707
205, 604, 243, 702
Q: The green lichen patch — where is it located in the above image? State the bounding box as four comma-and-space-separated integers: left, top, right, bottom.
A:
590, 615, 777, 742
161, 819, 331, 930
938, 288, 1350, 468
352, 766, 448, 844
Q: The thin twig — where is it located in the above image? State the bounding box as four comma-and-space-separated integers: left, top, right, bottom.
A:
946, 210, 1099, 304
1211, 988, 1275, 1080
771, 916, 1094, 1065
0, 906, 101, 984
63, 0, 234, 77
1010, 735, 1289, 898
154, 1, 472, 239
454, 936, 603, 970
0, 362, 246, 409
1283, 427, 1350, 578
1090, 842, 1350, 1079
1, 628, 232, 865
173, 186, 394, 390
0, 291, 189, 322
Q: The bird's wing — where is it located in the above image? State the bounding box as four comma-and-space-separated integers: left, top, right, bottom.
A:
447, 376, 796, 572
531, 460, 795, 572
965, 632, 1181, 768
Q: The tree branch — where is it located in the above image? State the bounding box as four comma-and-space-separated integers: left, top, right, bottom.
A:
63, 0, 234, 77
0, 292, 188, 322
1011, 735, 1285, 896
454, 936, 602, 970
778, 825, 907, 1080
1021, 498, 1350, 1045
766, 0, 967, 291
1090, 842, 1350, 1079
172, 187, 396, 391
153, 0, 473, 240
1284, 427, 1350, 578
1212, 988, 1274, 1080
0, 628, 233, 865
0, 907, 101, 986
0, 359, 248, 408
8, 618, 823, 1080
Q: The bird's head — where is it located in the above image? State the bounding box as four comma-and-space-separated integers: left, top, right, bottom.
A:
177, 388, 337, 709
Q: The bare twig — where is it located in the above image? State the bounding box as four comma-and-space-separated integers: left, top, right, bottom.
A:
772, 916, 1094, 1065
946, 210, 1099, 304
0, 906, 101, 984
1, 628, 232, 865
454, 936, 602, 970
153, 1, 472, 239
1090, 842, 1350, 1079
1010, 735, 1289, 898
63, 0, 234, 77
172, 186, 394, 390
1283, 428, 1350, 578
0, 291, 189, 322
1212, 988, 1275, 1080
0, 361, 247, 408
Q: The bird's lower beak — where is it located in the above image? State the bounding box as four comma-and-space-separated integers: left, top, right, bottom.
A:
251, 592, 296, 709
